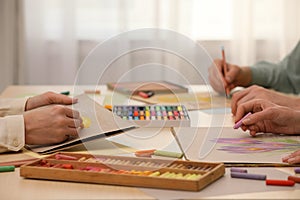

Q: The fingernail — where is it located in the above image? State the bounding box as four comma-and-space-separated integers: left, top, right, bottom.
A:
73, 98, 78, 103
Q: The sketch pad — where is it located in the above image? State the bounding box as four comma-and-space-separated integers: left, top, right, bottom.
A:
26, 94, 135, 154
173, 127, 300, 164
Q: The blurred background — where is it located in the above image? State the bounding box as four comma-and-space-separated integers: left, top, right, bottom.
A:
0, 0, 299, 92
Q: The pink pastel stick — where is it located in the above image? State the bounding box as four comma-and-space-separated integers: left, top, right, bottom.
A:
233, 112, 252, 129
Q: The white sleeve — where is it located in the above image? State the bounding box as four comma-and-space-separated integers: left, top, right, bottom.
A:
0, 98, 27, 117
0, 115, 25, 153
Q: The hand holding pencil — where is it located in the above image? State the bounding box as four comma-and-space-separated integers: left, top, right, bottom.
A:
208, 48, 252, 95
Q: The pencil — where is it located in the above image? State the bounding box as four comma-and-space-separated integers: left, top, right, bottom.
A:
221, 46, 230, 98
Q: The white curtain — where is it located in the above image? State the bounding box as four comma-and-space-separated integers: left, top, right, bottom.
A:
1, 0, 300, 89
20, 0, 78, 85
0, 0, 19, 92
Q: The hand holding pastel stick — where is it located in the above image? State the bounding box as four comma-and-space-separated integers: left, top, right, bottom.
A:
234, 99, 300, 136
233, 112, 252, 129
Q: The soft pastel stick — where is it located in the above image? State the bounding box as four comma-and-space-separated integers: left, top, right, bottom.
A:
55, 154, 78, 160
266, 179, 295, 186
230, 167, 248, 173
231, 172, 266, 180
62, 164, 73, 169
288, 175, 300, 183
154, 150, 183, 158
233, 112, 252, 129
0, 166, 15, 172
294, 167, 300, 173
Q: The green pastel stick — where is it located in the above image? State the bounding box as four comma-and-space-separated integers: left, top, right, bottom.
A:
153, 150, 183, 158
0, 166, 15, 172
60, 91, 70, 95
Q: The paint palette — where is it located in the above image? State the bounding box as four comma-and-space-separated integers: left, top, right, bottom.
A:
112, 105, 190, 127
20, 152, 225, 191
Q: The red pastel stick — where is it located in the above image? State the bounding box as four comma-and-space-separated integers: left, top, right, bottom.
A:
288, 175, 300, 183
266, 179, 295, 186
138, 91, 154, 98
62, 164, 73, 169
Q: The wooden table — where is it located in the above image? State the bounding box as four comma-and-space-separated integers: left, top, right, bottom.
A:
0, 85, 299, 199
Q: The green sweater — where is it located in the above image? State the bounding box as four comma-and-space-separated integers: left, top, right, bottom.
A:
251, 41, 300, 94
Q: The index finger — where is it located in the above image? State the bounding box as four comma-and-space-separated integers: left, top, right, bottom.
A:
235, 100, 256, 122
47, 92, 78, 105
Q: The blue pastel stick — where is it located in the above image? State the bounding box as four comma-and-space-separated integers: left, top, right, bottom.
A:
294, 168, 300, 174
231, 172, 266, 180
230, 167, 247, 173
233, 112, 252, 129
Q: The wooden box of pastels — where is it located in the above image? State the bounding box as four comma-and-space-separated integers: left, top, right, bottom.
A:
20, 152, 225, 191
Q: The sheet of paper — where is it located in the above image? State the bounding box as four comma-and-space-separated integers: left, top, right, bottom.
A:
131, 92, 230, 110
107, 127, 181, 153
27, 94, 135, 154
173, 127, 300, 163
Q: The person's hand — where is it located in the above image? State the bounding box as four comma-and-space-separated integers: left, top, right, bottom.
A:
235, 99, 300, 136
25, 92, 77, 111
23, 105, 83, 145
208, 59, 252, 94
231, 85, 300, 115
282, 149, 300, 164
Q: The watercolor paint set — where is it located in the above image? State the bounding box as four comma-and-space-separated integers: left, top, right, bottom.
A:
112, 105, 190, 127
20, 152, 225, 191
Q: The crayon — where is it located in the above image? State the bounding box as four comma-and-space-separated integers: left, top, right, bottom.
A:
231, 172, 266, 180
266, 179, 295, 186
0, 166, 15, 172
294, 167, 300, 173
230, 167, 248, 173
288, 175, 300, 183
233, 112, 252, 129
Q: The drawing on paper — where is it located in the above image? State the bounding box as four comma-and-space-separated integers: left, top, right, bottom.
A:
212, 137, 300, 154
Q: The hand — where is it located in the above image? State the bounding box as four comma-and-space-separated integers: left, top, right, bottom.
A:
282, 149, 300, 164
231, 85, 300, 115
208, 59, 252, 94
235, 99, 300, 136
25, 92, 77, 111
24, 105, 83, 145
